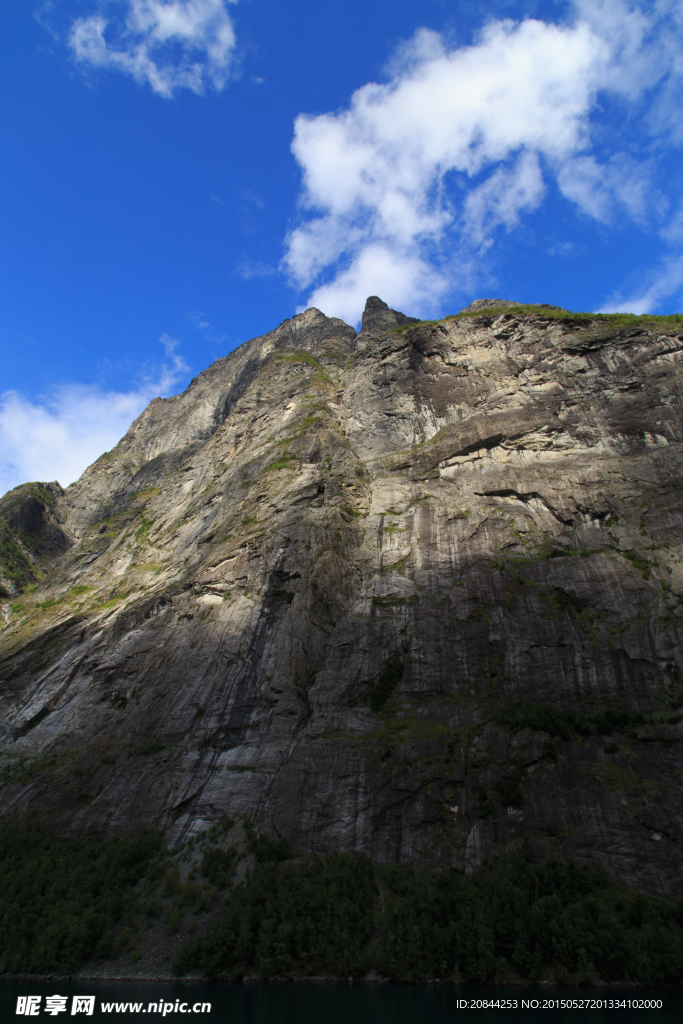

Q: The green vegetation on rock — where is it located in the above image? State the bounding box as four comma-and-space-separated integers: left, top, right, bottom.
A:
0, 529, 34, 590
272, 351, 323, 368
0, 483, 70, 594
452, 306, 683, 324
493, 699, 681, 740
386, 306, 683, 336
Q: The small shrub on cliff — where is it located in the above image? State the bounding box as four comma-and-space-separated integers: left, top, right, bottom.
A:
243, 819, 290, 864
494, 700, 647, 740
495, 771, 524, 809
494, 701, 575, 739
201, 846, 237, 888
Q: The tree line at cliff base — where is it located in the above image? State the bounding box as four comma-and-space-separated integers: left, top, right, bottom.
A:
0, 818, 682, 985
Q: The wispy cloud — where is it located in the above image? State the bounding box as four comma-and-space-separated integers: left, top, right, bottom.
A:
547, 241, 585, 258
185, 311, 212, 329
184, 311, 228, 348
235, 256, 277, 280
0, 339, 189, 497
599, 254, 683, 314
284, 1, 683, 324
69, 0, 238, 98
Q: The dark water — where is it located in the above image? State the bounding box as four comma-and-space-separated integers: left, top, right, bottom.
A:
0, 979, 677, 1024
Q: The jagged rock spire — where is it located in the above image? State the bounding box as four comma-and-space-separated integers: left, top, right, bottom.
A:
359, 295, 420, 337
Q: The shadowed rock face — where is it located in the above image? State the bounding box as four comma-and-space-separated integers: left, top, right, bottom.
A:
0, 482, 72, 597
1, 297, 683, 897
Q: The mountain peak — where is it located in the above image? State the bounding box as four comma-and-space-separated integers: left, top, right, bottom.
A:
359, 295, 421, 337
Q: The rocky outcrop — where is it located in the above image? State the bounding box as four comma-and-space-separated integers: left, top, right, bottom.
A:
1, 297, 683, 899
0, 482, 72, 598
460, 299, 569, 313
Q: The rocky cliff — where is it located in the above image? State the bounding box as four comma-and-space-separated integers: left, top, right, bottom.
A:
0, 482, 71, 598
2, 296, 683, 899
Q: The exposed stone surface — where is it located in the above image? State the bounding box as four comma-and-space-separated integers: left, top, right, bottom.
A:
460, 299, 569, 313
1, 296, 683, 898
0, 482, 72, 598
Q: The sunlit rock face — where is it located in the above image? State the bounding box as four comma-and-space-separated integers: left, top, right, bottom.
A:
2, 296, 683, 898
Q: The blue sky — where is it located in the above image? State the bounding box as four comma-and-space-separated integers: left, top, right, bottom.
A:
1, 0, 683, 495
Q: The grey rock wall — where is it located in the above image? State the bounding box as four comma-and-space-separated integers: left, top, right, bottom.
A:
1, 297, 683, 898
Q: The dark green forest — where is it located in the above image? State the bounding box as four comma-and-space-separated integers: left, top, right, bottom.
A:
1, 820, 682, 984
175, 833, 683, 985
0, 823, 162, 973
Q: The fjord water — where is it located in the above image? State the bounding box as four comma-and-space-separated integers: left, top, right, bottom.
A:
0, 980, 677, 1024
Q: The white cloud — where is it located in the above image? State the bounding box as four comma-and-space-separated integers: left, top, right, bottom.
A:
284, 2, 683, 324
300, 245, 450, 323
186, 311, 212, 329
463, 151, 545, 247
69, 0, 238, 97
547, 240, 585, 258
0, 340, 189, 498
599, 254, 683, 314
556, 153, 657, 225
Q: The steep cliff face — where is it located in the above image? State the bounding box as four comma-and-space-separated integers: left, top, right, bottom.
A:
2, 297, 683, 898
0, 482, 72, 598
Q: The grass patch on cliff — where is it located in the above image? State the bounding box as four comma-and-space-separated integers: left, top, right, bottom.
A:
128, 740, 168, 757
0, 526, 36, 590
385, 308, 683, 337
493, 700, 680, 740
363, 716, 453, 761
264, 452, 299, 473
281, 406, 329, 441
271, 351, 323, 370
0, 748, 76, 786
0, 824, 163, 974
96, 594, 127, 610
134, 487, 161, 500
452, 306, 683, 325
